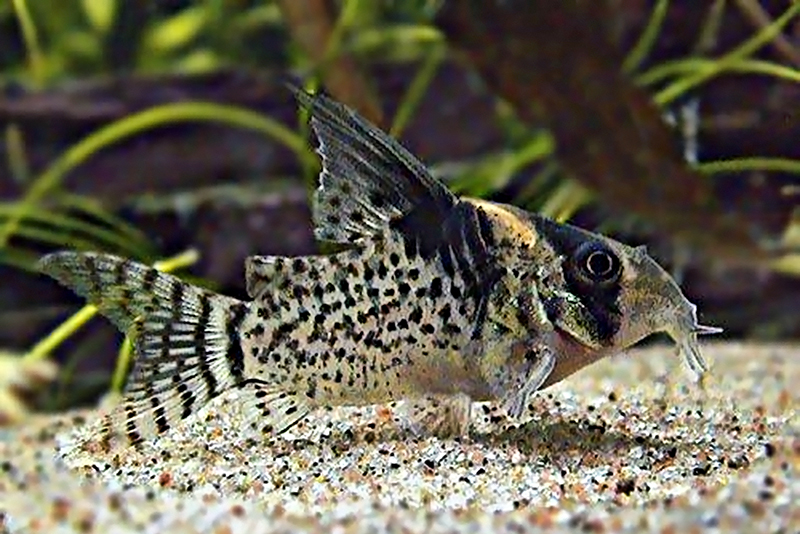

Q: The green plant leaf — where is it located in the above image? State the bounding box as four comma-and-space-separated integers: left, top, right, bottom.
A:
61, 29, 103, 62
10, 0, 46, 86
55, 193, 157, 258
538, 180, 592, 223
448, 133, 555, 198
0, 204, 156, 260
4, 124, 31, 184
80, 0, 116, 35
143, 6, 207, 54
623, 0, 670, 74
389, 42, 445, 138
346, 24, 443, 60
653, 2, 800, 106
172, 48, 223, 72
0, 218, 116, 258
696, 157, 800, 175
0, 247, 40, 273
0, 101, 312, 249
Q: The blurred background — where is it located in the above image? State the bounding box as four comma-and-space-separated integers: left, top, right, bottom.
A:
1, 0, 799, 415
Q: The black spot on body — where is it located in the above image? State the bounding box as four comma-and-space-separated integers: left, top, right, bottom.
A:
450, 284, 462, 299
248, 324, 265, 338
292, 258, 306, 273
306, 378, 318, 400
443, 324, 462, 335
313, 285, 325, 300
377, 262, 388, 278
293, 285, 308, 299
141, 266, 158, 295
429, 278, 443, 299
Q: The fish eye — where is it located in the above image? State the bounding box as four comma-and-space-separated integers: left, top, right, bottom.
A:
575, 242, 621, 283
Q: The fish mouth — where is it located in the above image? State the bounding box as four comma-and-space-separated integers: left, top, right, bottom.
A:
666, 302, 723, 377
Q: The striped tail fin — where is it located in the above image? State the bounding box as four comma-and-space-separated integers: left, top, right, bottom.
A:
38, 252, 249, 447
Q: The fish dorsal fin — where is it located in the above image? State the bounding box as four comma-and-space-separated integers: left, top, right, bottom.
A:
292, 88, 457, 246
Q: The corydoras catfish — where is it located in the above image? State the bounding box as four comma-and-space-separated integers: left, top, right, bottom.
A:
39, 89, 721, 446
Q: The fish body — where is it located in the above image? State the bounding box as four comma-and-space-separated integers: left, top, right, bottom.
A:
39, 89, 720, 446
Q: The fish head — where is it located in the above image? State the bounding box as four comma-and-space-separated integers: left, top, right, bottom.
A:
602, 241, 723, 376
517, 212, 722, 385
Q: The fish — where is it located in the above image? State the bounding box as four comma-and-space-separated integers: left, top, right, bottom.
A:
38, 87, 722, 446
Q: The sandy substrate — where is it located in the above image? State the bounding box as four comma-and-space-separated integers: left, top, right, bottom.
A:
1, 341, 798, 533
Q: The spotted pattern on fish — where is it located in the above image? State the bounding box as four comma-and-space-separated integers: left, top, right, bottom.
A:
241, 231, 487, 409
38, 87, 720, 447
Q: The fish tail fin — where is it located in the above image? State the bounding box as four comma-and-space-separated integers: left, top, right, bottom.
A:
38, 251, 249, 446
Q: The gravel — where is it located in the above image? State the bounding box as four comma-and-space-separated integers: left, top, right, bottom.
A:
1, 341, 798, 533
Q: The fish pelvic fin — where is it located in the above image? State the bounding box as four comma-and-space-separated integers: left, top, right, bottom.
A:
237, 379, 311, 437
38, 251, 249, 447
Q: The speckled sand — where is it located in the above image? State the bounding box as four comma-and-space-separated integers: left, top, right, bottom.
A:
1, 341, 798, 533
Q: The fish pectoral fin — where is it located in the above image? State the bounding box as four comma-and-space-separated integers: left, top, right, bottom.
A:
393, 393, 473, 439
237, 379, 310, 436
499, 346, 556, 421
